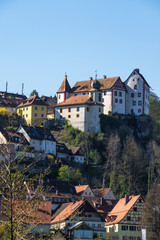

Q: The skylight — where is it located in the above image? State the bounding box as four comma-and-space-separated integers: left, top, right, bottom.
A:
71, 203, 80, 210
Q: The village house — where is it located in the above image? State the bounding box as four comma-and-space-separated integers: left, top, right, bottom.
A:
68, 146, 85, 164
75, 185, 95, 197
17, 125, 56, 155
0, 91, 27, 113
51, 199, 106, 239
17, 95, 48, 126
105, 194, 157, 240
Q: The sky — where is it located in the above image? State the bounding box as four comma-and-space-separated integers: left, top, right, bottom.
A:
0, 0, 160, 97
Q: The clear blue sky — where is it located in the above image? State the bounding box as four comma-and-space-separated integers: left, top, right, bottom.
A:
0, 0, 160, 97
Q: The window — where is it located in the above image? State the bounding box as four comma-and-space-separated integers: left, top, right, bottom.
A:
138, 109, 141, 113
68, 108, 71, 112
104, 91, 106, 96
76, 114, 79, 118
121, 225, 128, 231
26, 114, 28, 117
98, 224, 101, 228
59, 95, 61, 99
127, 216, 131, 221
87, 107, 89, 112
83, 93, 86, 95
41, 107, 44, 111
134, 207, 137, 211
60, 116, 62, 119
119, 99, 122, 104
138, 92, 141, 97
119, 91, 122, 97
131, 93, 134, 98
132, 101, 136, 106
102, 98, 104, 102
99, 93, 102, 102
68, 115, 71, 118
134, 85, 137, 90
35, 106, 37, 110
99, 108, 101, 112
77, 107, 79, 112
26, 107, 28, 110
129, 226, 136, 231
60, 109, 63, 113
92, 223, 95, 227
41, 114, 44, 117
115, 98, 118, 103
23, 108, 25, 111
35, 113, 37, 117
139, 199, 142, 203
138, 101, 142, 106
114, 91, 117, 96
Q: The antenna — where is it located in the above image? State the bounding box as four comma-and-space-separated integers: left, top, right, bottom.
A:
95, 70, 97, 80
6, 82, 8, 92
22, 83, 24, 95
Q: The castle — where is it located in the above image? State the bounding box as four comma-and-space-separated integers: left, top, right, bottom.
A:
55, 69, 150, 133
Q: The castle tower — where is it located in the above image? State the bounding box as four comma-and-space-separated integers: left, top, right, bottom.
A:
57, 74, 71, 104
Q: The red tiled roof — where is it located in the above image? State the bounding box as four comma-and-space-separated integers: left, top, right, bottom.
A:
56, 95, 91, 107
51, 200, 84, 223
17, 95, 48, 108
57, 77, 71, 93
92, 188, 111, 198
105, 195, 141, 225
75, 185, 89, 194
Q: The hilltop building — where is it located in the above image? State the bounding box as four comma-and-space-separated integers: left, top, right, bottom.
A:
55, 69, 150, 133
17, 95, 48, 126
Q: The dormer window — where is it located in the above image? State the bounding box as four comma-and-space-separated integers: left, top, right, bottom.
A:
134, 85, 137, 90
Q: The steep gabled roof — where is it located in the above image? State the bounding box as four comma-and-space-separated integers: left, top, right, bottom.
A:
71, 77, 121, 93
56, 95, 91, 107
125, 68, 150, 88
105, 195, 141, 225
75, 185, 89, 194
51, 200, 84, 223
69, 146, 81, 155
92, 188, 111, 199
17, 95, 48, 108
57, 75, 71, 93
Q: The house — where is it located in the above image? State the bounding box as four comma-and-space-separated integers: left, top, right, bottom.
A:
105, 194, 152, 240
0, 91, 27, 113
68, 147, 85, 164
17, 125, 56, 155
124, 68, 150, 115
17, 95, 48, 126
75, 185, 95, 197
51, 200, 106, 239
55, 75, 104, 134
92, 188, 117, 201
56, 143, 71, 161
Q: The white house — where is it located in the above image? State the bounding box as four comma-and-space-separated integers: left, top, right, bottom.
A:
55, 78, 104, 134
17, 125, 56, 155
125, 68, 150, 115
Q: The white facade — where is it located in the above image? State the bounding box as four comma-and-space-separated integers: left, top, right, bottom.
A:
68, 155, 85, 164
125, 69, 150, 115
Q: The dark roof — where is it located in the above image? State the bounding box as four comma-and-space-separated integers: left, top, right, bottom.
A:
18, 125, 56, 141
92, 188, 111, 199
17, 95, 48, 108
0, 128, 29, 145
56, 143, 70, 155
43, 180, 77, 195
0, 91, 27, 100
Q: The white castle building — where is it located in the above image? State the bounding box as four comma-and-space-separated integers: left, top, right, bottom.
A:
54, 69, 150, 133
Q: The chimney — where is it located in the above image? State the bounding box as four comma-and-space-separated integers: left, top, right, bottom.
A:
103, 75, 107, 79
89, 77, 93, 81
125, 194, 129, 205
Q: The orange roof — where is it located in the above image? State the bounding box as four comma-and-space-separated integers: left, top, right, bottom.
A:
105, 195, 141, 225
51, 200, 84, 223
75, 185, 89, 194
56, 95, 91, 107
92, 188, 111, 198
17, 95, 48, 108
57, 76, 71, 93
71, 77, 120, 93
